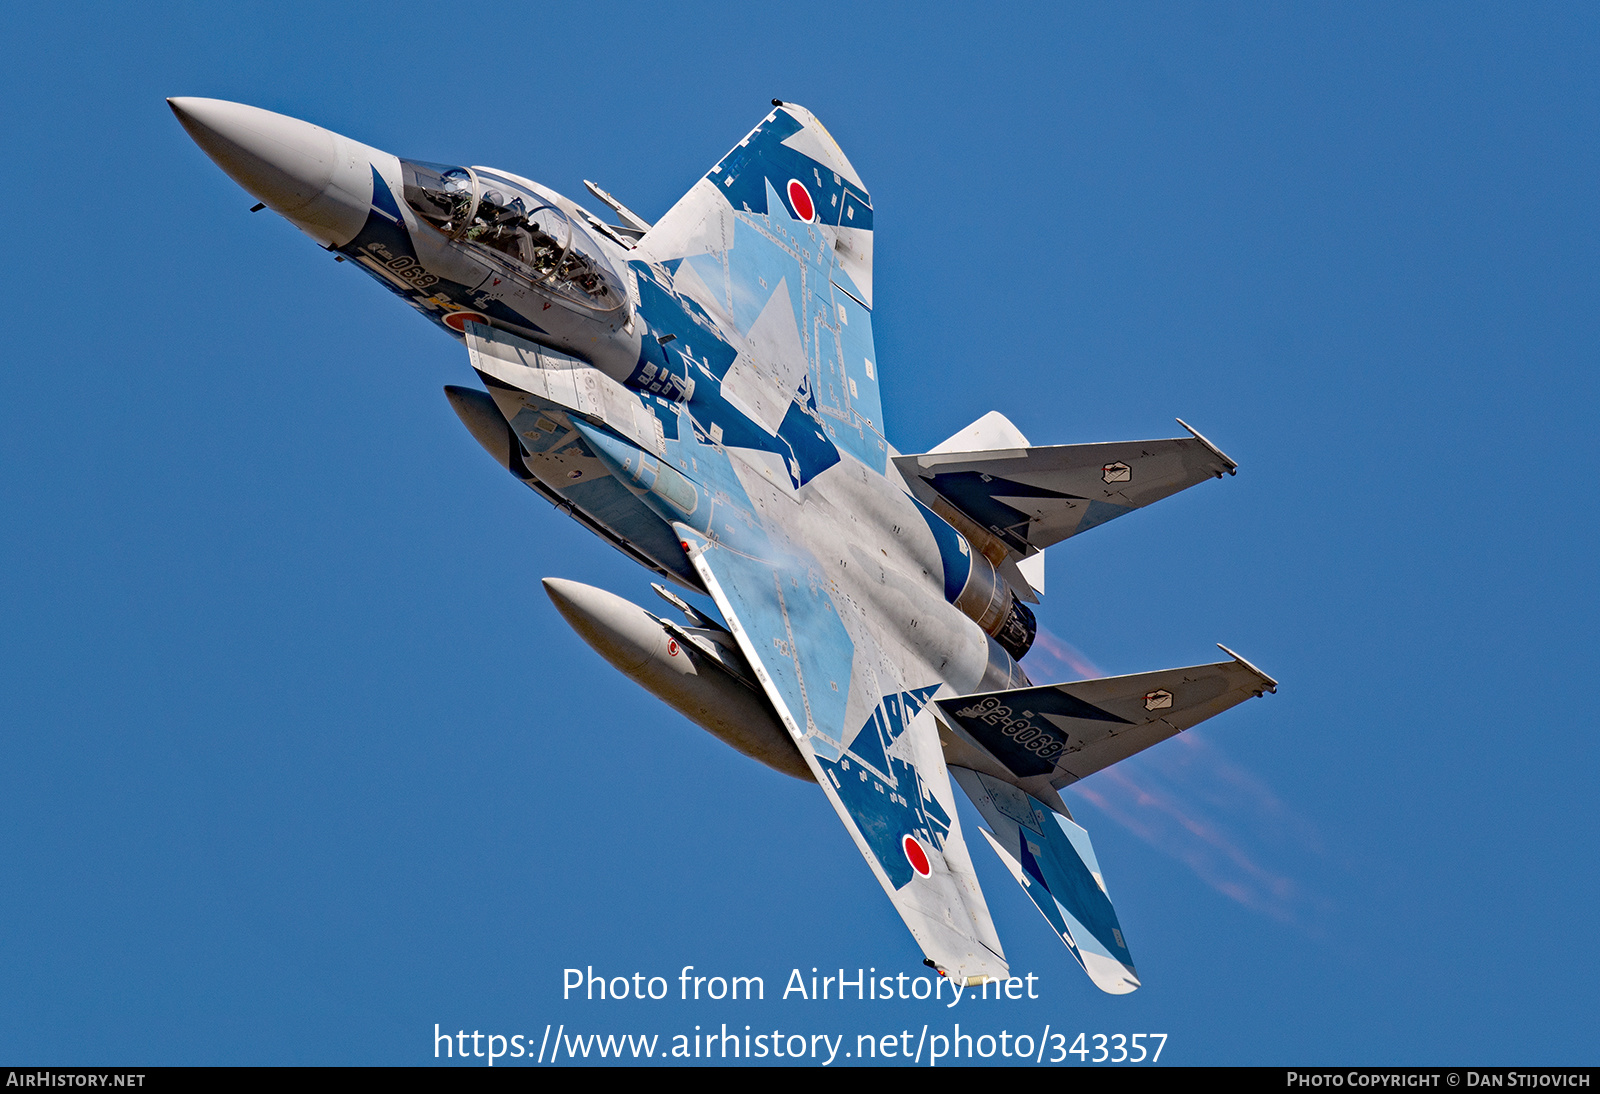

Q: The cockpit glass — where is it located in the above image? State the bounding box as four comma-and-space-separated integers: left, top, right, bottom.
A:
400, 160, 625, 313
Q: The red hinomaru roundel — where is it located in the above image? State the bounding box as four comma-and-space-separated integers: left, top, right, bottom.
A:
442, 311, 490, 333
902, 834, 932, 878
786, 179, 815, 222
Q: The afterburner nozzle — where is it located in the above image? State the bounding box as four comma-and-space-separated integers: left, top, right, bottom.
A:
168, 96, 393, 248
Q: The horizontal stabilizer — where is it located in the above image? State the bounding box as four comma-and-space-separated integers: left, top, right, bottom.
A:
893, 421, 1236, 558
952, 767, 1139, 994
935, 649, 1275, 788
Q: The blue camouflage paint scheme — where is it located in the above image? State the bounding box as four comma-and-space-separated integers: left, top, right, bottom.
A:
673, 524, 854, 738
422, 102, 899, 585
911, 496, 974, 603
369, 165, 404, 225
680, 121, 887, 472
1011, 793, 1135, 977
342, 104, 885, 505
916, 469, 1137, 550
443, 104, 1003, 948
948, 766, 1137, 988
179, 94, 1274, 993
433, 104, 1012, 922
709, 110, 872, 234
345, 108, 889, 581
939, 687, 1131, 778
682, 512, 957, 895
816, 686, 949, 890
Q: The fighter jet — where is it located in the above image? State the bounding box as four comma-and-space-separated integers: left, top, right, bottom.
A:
171, 96, 1276, 992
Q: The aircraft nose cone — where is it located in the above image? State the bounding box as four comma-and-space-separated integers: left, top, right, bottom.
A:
168, 96, 380, 247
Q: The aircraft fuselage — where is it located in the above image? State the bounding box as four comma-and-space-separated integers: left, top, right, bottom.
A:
173, 95, 1271, 991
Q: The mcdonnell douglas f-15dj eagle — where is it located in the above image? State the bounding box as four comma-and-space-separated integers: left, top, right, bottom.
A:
171, 96, 1276, 993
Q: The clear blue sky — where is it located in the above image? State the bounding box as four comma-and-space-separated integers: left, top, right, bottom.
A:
2, 1, 1596, 1066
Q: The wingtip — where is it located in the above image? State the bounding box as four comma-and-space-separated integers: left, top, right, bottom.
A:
1078, 949, 1142, 994
1217, 643, 1278, 692
1176, 417, 1238, 475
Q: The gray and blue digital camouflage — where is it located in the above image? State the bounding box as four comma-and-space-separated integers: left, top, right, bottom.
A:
171, 95, 1276, 993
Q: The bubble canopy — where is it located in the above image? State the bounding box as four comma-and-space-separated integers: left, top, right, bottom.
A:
400, 160, 626, 314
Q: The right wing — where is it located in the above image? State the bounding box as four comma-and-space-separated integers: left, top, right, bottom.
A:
674, 521, 1008, 984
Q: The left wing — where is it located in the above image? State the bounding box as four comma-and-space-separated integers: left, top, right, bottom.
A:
675, 522, 1007, 984
635, 102, 886, 473
640, 100, 873, 309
